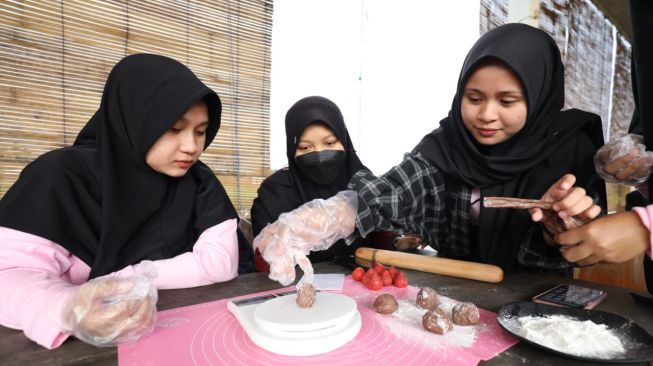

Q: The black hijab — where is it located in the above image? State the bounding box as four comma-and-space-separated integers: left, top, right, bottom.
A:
0, 54, 237, 278
414, 23, 605, 269
251, 96, 365, 262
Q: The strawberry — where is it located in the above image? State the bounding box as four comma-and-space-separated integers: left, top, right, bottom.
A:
373, 262, 386, 274
393, 271, 408, 288
352, 267, 365, 281
393, 276, 408, 288
381, 270, 393, 286
362, 268, 374, 286
362, 274, 370, 286
388, 266, 398, 280
367, 275, 384, 291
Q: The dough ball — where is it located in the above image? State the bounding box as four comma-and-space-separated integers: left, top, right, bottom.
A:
296, 283, 317, 308
416, 287, 439, 310
422, 309, 453, 335
373, 293, 399, 314
451, 302, 480, 325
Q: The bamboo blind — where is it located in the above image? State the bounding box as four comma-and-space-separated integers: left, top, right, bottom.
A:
480, 0, 508, 35
0, 0, 273, 216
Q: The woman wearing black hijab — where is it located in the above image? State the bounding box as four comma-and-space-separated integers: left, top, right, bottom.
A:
0, 54, 240, 348
255, 24, 607, 281
250, 96, 366, 271
406, 22, 607, 270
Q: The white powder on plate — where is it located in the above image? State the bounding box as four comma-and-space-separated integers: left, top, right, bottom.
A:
517, 315, 625, 359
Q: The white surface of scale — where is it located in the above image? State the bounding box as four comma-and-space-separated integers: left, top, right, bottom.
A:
227, 290, 361, 356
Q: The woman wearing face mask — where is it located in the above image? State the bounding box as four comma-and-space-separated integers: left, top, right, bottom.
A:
250, 96, 367, 272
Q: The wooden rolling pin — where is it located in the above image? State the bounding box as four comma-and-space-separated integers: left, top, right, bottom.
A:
355, 247, 504, 283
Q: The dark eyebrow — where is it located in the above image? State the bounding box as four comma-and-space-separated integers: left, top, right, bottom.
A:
497, 90, 523, 97
175, 118, 210, 127
298, 133, 337, 144
464, 88, 523, 97
464, 88, 484, 94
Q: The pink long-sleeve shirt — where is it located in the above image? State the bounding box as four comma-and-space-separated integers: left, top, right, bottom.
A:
632, 205, 653, 259
0, 218, 238, 349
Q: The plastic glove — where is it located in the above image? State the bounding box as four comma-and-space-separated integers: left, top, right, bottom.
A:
62, 272, 158, 347
253, 190, 358, 286
594, 134, 653, 185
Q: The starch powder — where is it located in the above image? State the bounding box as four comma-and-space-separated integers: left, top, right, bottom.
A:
517, 315, 625, 359
381, 299, 476, 348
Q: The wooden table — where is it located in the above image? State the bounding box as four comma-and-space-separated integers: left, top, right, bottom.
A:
2, 263, 653, 366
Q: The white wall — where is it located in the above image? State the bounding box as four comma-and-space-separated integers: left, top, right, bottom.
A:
270, 0, 480, 175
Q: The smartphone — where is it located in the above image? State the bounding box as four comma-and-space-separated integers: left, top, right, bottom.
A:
532, 284, 607, 309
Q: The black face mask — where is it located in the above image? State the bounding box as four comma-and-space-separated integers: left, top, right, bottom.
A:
294, 150, 346, 185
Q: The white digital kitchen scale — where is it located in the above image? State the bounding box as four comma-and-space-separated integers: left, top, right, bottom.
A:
227, 289, 361, 356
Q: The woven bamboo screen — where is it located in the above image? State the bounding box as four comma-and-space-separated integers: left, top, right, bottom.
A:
538, 0, 634, 214
480, 0, 508, 34
0, 0, 273, 215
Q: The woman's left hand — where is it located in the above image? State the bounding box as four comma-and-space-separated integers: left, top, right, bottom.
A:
529, 174, 601, 234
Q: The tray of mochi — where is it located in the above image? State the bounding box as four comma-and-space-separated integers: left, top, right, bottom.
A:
497, 302, 653, 363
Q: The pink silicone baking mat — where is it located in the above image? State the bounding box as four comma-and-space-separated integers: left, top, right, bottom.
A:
118, 277, 518, 365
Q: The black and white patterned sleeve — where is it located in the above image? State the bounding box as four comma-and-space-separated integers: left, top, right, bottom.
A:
345, 152, 445, 245
517, 226, 575, 271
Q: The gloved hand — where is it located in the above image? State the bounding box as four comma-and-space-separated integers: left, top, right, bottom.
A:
253, 190, 358, 286
594, 134, 653, 185
62, 271, 158, 347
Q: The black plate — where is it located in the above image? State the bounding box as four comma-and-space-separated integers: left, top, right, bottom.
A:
631, 292, 653, 307
497, 302, 653, 364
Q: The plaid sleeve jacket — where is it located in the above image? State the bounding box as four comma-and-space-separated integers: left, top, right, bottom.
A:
346, 151, 573, 271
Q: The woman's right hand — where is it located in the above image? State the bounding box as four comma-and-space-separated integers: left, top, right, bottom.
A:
530, 174, 601, 235
254, 190, 358, 285
63, 275, 158, 347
